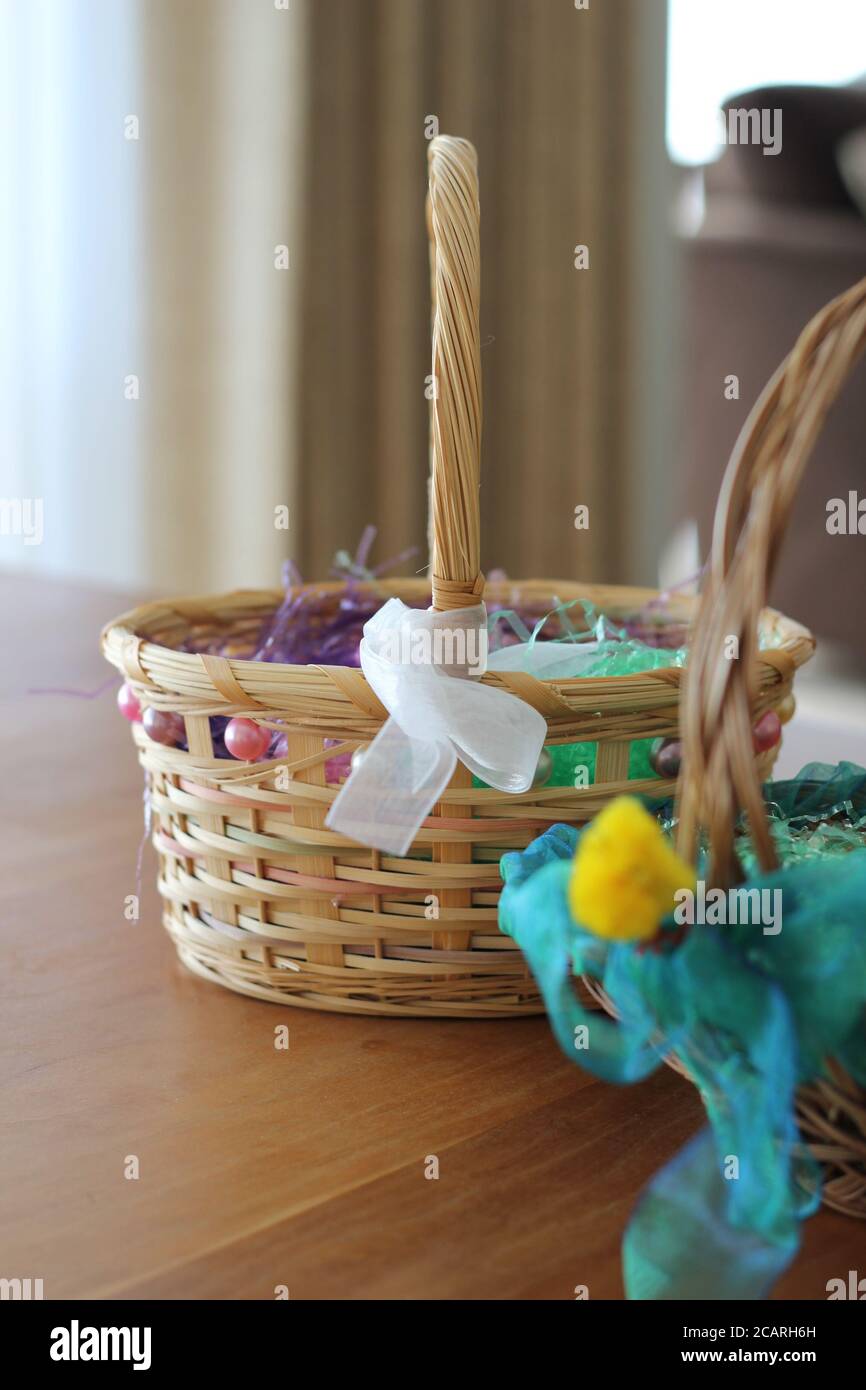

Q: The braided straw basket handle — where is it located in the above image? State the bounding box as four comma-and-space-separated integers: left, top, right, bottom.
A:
426, 136, 484, 612
676, 275, 866, 887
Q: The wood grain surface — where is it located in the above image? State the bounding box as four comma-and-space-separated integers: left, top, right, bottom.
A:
1, 573, 860, 1300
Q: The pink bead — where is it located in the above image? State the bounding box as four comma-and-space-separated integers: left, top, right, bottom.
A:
752, 710, 782, 753
142, 708, 185, 746
225, 717, 271, 761
117, 682, 141, 722
321, 735, 351, 785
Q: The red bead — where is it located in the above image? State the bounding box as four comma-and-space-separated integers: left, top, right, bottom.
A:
650, 737, 681, 779
142, 708, 185, 746
117, 682, 141, 722
224, 717, 271, 761
753, 710, 782, 753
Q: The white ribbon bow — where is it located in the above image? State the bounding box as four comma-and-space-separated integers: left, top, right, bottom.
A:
325, 598, 548, 854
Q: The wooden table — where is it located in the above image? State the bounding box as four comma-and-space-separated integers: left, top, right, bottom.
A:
1, 573, 859, 1300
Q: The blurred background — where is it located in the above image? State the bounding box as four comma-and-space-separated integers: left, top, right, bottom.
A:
1, 0, 865, 694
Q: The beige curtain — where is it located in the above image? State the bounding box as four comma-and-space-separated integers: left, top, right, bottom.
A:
294, 0, 676, 589
4, 0, 673, 596
139, 0, 308, 592
2, 0, 308, 596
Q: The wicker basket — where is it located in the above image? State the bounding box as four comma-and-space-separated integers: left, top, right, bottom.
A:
100, 136, 813, 1018
588, 273, 866, 1217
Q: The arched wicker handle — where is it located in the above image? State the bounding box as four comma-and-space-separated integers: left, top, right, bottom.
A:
426, 136, 483, 612
677, 275, 866, 886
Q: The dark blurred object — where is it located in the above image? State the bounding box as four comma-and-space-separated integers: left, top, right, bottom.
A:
680, 84, 866, 653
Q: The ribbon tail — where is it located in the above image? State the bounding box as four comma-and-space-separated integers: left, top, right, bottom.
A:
500, 853, 664, 1083
623, 1127, 800, 1300
325, 717, 456, 855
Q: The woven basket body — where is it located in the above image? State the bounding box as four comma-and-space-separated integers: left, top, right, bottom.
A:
102, 578, 808, 1017
101, 137, 814, 1018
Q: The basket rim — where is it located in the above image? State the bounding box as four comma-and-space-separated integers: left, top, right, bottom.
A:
100, 576, 814, 725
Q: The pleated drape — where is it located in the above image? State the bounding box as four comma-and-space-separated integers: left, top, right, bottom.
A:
4, 0, 673, 595
294, 0, 674, 588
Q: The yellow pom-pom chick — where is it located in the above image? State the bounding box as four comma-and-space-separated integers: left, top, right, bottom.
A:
568, 796, 695, 943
